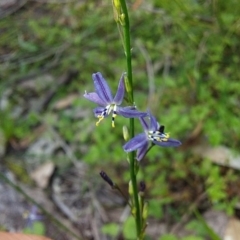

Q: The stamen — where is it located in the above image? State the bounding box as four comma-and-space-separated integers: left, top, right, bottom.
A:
111, 105, 117, 128
95, 105, 110, 126
112, 119, 115, 127
112, 112, 117, 128
95, 104, 117, 127
148, 131, 170, 142
163, 133, 170, 140
96, 115, 104, 126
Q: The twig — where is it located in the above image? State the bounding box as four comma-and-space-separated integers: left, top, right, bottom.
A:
91, 192, 109, 223
0, 0, 28, 19
194, 32, 210, 71
43, 124, 79, 167
136, 40, 155, 108
37, 69, 78, 112
0, 42, 70, 72
116, 205, 131, 238
0, 171, 83, 240
51, 181, 79, 223
90, 193, 108, 240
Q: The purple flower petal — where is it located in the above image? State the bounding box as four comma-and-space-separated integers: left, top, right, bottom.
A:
136, 141, 149, 161
153, 138, 181, 147
25, 206, 43, 229
149, 113, 159, 131
113, 73, 125, 104
93, 72, 113, 104
93, 106, 106, 117
139, 116, 149, 131
123, 133, 147, 152
83, 92, 107, 106
117, 107, 147, 118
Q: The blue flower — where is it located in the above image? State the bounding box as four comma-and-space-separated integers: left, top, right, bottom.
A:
24, 206, 44, 229
123, 112, 181, 160
84, 72, 147, 127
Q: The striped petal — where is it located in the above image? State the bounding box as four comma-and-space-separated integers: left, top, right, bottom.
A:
92, 72, 113, 104
117, 107, 147, 118
149, 113, 159, 130
93, 106, 106, 117
153, 138, 181, 147
113, 73, 125, 104
136, 141, 149, 161
139, 116, 149, 131
83, 92, 106, 106
123, 133, 147, 152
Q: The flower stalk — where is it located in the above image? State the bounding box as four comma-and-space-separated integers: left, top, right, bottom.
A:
86, 2, 181, 239
118, 0, 142, 237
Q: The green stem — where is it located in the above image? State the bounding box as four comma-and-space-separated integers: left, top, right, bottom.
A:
119, 0, 142, 237
0, 172, 82, 240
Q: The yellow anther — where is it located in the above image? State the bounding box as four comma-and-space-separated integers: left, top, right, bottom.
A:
162, 133, 170, 141
22, 211, 29, 219
96, 115, 104, 126
150, 132, 171, 142
111, 107, 117, 128
165, 133, 170, 138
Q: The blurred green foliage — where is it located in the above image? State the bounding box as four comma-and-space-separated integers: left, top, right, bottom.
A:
23, 222, 45, 236
0, 0, 240, 238
101, 223, 119, 238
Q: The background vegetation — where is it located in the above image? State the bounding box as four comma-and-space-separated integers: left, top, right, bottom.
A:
0, 0, 240, 239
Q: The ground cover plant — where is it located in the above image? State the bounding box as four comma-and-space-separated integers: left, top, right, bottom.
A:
0, 0, 240, 239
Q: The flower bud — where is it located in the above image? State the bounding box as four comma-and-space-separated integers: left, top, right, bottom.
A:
139, 181, 146, 197
112, 0, 121, 22
99, 171, 114, 188
113, 0, 121, 10
142, 202, 148, 220
124, 75, 131, 93
120, 13, 125, 26
128, 180, 133, 196
123, 125, 129, 141
139, 181, 146, 192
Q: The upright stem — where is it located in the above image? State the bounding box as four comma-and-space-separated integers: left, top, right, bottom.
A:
119, 0, 142, 237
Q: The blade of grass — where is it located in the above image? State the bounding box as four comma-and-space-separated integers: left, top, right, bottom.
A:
194, 209, 221, 240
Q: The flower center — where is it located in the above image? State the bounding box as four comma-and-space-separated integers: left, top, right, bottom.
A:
96, 104, 117, 127
148, 130, 170, 142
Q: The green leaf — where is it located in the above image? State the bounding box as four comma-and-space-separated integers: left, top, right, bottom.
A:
101, 223, 119, 237
123, 216, 137, 239
18, 35, 38, 52
148, 199, 164, 219
159, 234, 178, 240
